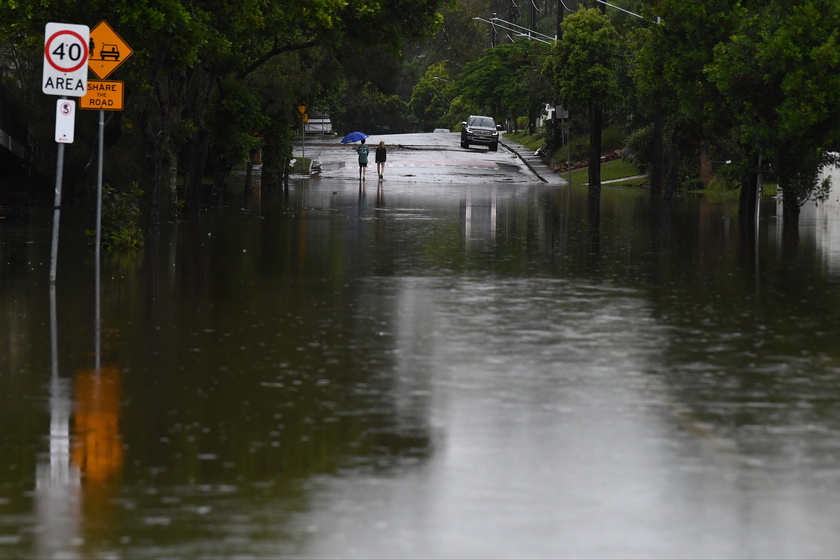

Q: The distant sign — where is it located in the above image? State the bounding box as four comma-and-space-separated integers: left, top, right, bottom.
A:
55, 98, 76, 143
43, 22, 89, 96
88, 21, 133, 79
80, 80, 124, 111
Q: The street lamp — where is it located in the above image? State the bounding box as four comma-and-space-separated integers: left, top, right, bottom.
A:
432, 76, 452, 84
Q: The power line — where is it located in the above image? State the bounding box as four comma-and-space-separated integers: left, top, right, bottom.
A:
559, 0, 579, 14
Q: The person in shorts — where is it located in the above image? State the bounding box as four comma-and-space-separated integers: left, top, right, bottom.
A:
375, 141, 387, 179
356, 139, 370, 180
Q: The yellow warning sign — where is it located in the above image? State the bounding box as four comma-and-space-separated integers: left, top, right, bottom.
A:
80, 80, 124, 111
88, 21, 132, 80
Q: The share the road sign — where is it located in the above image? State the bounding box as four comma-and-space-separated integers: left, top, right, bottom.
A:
43, 22, 89, 96
81, 80, 124, 111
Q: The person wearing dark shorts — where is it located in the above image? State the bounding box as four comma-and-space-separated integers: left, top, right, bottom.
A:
356, 139, 370, 180
375, 141, 387, 179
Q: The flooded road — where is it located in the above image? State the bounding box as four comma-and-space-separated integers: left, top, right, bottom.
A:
2, 174, 840, 559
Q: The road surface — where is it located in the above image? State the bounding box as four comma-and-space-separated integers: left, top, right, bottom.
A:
296, 131, 562, 185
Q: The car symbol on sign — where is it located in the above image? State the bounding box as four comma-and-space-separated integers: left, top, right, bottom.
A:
100, 44, 120, 61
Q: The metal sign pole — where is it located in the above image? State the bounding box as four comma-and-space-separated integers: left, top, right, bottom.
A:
95, 109, 104, 370
49, 141, 65, 284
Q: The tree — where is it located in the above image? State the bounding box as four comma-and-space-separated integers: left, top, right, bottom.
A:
409, 62, 455, 131
453, 40, 551, 129
708, 0, 840, 228
627, 1, 740, 202
549, 7, 619, 203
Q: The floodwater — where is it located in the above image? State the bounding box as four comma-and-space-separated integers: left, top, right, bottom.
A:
2, 178, 840, 559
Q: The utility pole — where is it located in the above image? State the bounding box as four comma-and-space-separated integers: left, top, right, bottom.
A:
557, 0, 564, 40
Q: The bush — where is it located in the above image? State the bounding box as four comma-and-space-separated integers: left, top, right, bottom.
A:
623, 125, 653, 173
102, 181, 144, 250
601, 124, 626, 153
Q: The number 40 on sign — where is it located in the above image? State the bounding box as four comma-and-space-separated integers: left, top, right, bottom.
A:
42, 22, 89, 97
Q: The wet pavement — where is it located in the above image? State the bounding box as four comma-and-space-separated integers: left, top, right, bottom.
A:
2, 141, 840, 558
297, 132, 566, 185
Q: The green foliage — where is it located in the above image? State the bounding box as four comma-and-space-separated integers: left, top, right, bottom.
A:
601, 124, 625, 153
550, 8, 620, 110
102, 182, 144, 251
674, 157, 701, 193
506, 130, 543, 152
441, 96, 481, 131
454, 40, 551, 119
409, 62, 455, 131
420, 0, 490, 71
208, 78, 270, 169
708, 164, 742, 193
342, 84, 409, 133
623, 125, 653, 173
708, 0, 840, 214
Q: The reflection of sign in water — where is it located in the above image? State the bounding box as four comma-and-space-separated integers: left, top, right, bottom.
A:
72, 365, 123, 483
87, 21, 133, 80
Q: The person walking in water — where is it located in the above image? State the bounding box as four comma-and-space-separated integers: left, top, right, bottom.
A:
356, 139, 370, 181
375, 141, 387, 179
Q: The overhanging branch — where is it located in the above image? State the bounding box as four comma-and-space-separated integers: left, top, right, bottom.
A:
241, 38, 320, 78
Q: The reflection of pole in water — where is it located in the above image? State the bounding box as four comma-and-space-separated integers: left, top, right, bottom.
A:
491, 193, 497, 245
35, 285, 81, 558
462, 189, 498, 249
464, 191, 471, 249
82, 236, 124, 487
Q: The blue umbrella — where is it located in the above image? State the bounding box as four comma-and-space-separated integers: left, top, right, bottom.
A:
341, 131, 368, 144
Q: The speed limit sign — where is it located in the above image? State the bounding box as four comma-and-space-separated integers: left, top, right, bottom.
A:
42, 22, 89, 96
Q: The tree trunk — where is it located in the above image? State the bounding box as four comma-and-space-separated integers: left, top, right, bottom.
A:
781, 186, 801, 228
781, 185, 800, 246
210, 156, 230, 206
528, 105, 535, 136
588, 101, 602, 199
699, 140, 713, 187
142, 119, 162, 239
244, 156, 254, 200
664, 142, 675, 203
739, 172, 758, 223
183, 131, 211, 212
163, 138, 179, 222
739, 152, 759, 224
651, 114, 664, 199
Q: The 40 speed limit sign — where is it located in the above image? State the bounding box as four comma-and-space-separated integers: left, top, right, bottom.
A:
42, 22, 89, 96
